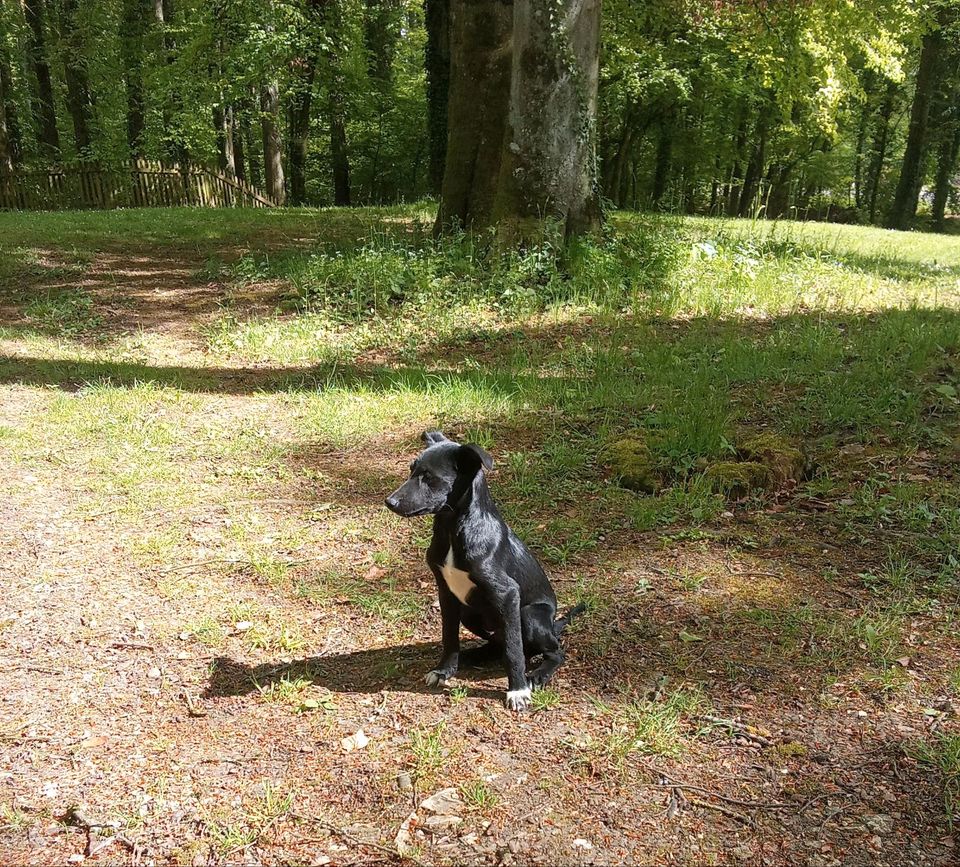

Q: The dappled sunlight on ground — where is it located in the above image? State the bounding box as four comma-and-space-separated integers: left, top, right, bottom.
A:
0, 209, 958, 865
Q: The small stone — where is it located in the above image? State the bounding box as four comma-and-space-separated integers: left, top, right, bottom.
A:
147, 667, 161, 679
422, 815, 462, 832
573, 838, 593, 849
420, 788, 462, 816
862, 814, 895, 835
396, 772, 413, 792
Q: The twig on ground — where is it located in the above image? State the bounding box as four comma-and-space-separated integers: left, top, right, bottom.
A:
701, 714, 773, 747
292, 814, 425, 865
686, 795, 757, 826
653, 777, 788, 811
180, 690, 207, 717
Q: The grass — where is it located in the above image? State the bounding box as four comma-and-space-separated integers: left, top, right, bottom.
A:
2, 204, 960, 861
913, 734, 960, 825
410, 721, 448, 783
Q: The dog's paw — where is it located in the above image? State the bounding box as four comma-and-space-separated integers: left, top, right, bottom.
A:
505, 686, 532, 712
424, 669, 452, 688
527, 671, 552, 690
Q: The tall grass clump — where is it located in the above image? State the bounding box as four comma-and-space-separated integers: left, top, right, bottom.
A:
224, 220, 685, 320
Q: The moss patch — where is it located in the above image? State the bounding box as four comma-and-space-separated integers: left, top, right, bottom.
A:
738, 432, 808, 484
701, 461, 773, 498
605, 434, 660, 494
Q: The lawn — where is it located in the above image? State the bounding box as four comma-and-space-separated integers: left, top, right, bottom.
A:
0, 205, 958, 865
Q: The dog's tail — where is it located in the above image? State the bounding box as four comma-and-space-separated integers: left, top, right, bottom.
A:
554, 603, 587, 636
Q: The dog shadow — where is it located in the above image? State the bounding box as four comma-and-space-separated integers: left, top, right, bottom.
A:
204, 641, 505, 701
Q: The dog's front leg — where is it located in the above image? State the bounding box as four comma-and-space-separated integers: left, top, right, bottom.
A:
495, 584, 530, 712
425, 576, 460, 687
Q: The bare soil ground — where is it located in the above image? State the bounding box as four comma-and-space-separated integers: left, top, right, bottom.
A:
0, 219, 958, 867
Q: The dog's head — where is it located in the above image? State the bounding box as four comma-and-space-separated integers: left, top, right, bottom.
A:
384, 430, 493, 517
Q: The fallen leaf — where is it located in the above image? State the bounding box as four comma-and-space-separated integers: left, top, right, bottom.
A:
678, 630, 703, 643
364, 565, 388, 581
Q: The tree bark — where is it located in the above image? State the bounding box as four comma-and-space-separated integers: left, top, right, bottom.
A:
260, 81, 286, 204
424, 0, 450, 195
121, 0, 148, 157
492, 0, 602, 239
738, 108, 769, 217
0, 48, 18, 169
329, 83, 351, 205
932, 116, 960, 231
650, 119, 673, 207
214, 104, 237, 178
234, 109, 247, 183
0, 68, 13, 173
853, 100, 870, 209
23, 0, 60, 159
60, 0, 95, 155
865, 82, 896, 224
435, 0, 512, 232
287, 63, 316, 204
886, 16, 945, 230
364, 0, 400, 83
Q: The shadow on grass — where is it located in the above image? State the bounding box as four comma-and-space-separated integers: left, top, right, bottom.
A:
205, 641, 504, 701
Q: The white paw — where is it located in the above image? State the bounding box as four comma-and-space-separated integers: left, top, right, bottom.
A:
505, 686, 532, 712
424, 670, 451, 688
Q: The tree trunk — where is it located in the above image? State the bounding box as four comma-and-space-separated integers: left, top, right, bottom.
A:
260, 81, 285, 204
886, 17, 945, 230
605, 109, 638, 206
0, 45, 22, 164
866, 82, 896, 224
60, 0, 95, 155
23, 0, 60, 159
435, 0, 512, 232
650, 120, 673, 207
121, 0, 148, 157
424, 0, 450, 195
738, 109, 769, 217
244, 106, 261, 187
932, 120, 960, 231
727, 113, 748, 214
287, 63, 315, 204
0, 69, 12, 173
329, 83, 351, 205
767, 163, 792, 219
853, 100, 870, 209
364, 0, 399, 83
491, 0, 602, 239
234, 110, 247, 183
214, 104, 237, 178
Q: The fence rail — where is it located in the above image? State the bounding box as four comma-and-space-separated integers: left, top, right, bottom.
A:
0, 160, 277, 211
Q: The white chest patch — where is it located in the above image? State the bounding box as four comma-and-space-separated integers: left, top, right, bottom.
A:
440, 547, 476, 605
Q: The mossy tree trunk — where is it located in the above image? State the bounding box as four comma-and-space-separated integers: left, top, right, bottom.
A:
886, 13, 945, 230
424, 0, 450, 195
24, 0, 60, 160
434, 0, 513, 232
492, 0, 602, 240
436, 0, 601, 241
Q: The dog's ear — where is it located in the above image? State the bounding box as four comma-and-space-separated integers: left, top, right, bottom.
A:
458, 443, 494, 472
422, 430, 449, 446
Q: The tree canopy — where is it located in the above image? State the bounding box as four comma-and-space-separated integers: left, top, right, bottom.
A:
0, 0, 957, 230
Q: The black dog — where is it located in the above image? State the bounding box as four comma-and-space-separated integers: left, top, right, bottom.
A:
385, 431, 584, 711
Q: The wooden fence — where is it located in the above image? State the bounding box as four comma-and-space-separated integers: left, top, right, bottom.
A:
0, 160, 277, 211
